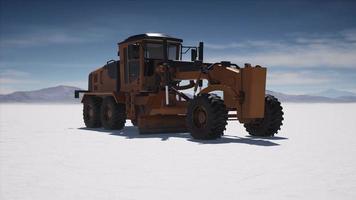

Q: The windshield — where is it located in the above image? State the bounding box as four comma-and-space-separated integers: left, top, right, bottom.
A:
145, 43, 178, 60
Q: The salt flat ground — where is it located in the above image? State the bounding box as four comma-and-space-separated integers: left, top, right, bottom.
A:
0, 103, 355, 200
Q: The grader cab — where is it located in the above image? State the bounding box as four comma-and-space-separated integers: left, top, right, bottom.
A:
75, 33, 284, 139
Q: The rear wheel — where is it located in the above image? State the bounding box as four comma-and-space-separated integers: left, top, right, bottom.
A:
244, 95, 284, 137
83, 97, 102, 128
186, 93, 228, 140
101, 97, 126, 130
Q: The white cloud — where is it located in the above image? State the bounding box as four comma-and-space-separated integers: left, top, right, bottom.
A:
0, 70, 28, 94
0, 69, 30, 77
0, 69, 38, 85
341, 29, 356, 42
267, 71, 329, 86
204, 42, 242, 49
205, 30, 356, 68
205, 40, 285, 50
0, 78, 25, 84
0, 26, 112, 48
1, 33, 88, 47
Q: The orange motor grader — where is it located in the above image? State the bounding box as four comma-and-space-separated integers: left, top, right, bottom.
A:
75, 33, 283, 140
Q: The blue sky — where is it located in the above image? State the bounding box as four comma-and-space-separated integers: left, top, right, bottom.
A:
1, 0, 356, 94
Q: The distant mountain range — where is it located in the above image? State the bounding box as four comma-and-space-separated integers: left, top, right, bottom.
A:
307, 88, 356, 98
0, 85, 82, 103
0, 85, 355, 103
266, 90, 356, 103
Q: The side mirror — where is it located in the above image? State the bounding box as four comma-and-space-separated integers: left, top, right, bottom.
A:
117, 51, 120, 57
191, 49, 197, 61
198, 42, 204, 61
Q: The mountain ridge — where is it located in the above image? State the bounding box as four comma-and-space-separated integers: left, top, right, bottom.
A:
0, 85, 82, 103
307, 88, 356, 98
0, 86, 355, 103
266, 90, 356, 103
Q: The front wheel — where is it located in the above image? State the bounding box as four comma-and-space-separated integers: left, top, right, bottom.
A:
186, 93, 228, 140
244, 95, 284, 137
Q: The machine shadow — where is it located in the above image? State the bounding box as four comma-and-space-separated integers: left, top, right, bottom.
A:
78, 126, 285, 146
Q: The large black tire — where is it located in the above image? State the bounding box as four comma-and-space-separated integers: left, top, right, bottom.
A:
186, 93, 228, 140
83, 97, 102, 128
244, 95, 284, 137
100, 97, 126, 130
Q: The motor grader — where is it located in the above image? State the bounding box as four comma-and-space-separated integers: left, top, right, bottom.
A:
75, 33, 284, 140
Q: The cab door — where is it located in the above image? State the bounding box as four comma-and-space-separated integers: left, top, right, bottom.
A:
120, 42, 143, 92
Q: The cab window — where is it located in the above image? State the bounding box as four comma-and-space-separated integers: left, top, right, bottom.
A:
168, 45, 177, 60
145, 43, 178, 60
